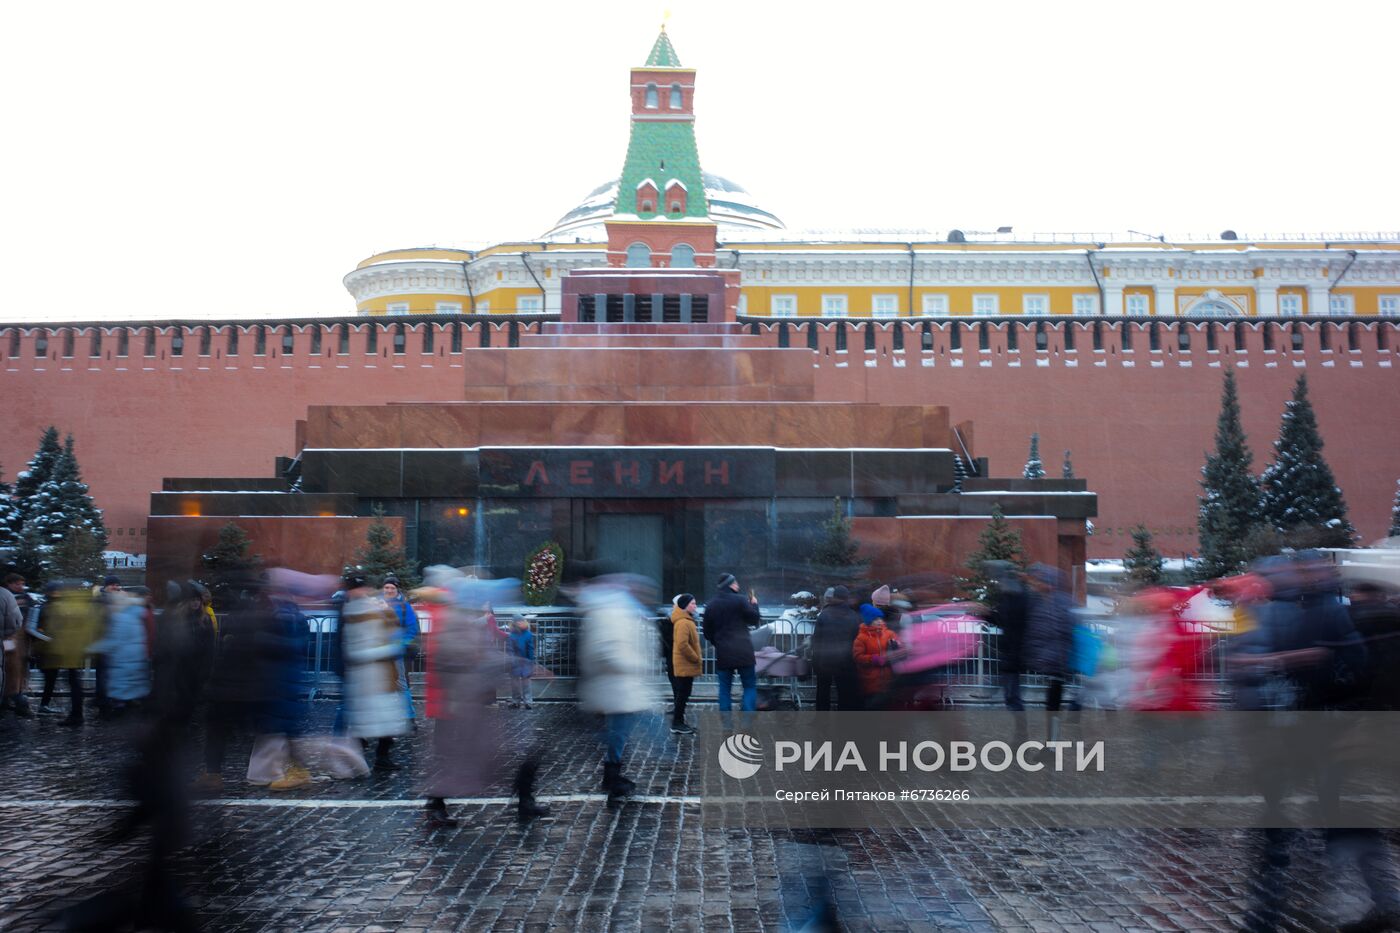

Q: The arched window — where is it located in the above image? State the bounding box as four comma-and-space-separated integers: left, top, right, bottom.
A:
670, 244, 695, 268
640, 200, 653, 213
644, 83, 658, 108
625, 243, 652, 268
1191, 300, 1234, 318
670, 201, 682, 215
669, 84, 683, 109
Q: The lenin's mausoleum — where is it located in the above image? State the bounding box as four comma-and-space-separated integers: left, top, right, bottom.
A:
4, 29, 1399, 596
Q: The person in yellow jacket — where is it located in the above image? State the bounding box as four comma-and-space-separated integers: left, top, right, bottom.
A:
669, 594, 701, 736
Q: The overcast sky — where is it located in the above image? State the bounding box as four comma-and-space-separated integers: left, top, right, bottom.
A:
2, 0, 1396, 322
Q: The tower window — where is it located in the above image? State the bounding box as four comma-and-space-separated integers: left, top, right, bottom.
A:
669, 84, 682, 109
645, 83, 658, 108
625, 243, 652, 268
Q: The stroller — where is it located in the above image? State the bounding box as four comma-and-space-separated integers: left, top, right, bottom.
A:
750, 596, 816, 710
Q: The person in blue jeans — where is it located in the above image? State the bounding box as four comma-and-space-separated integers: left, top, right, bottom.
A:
382, 577, 420, 722
702, 573, 761, 713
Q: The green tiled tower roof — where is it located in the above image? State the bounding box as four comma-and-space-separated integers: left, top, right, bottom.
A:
614, 30, 708, 220
646, 28, 681, 67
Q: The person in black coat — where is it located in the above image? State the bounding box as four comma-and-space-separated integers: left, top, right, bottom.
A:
1023, 564, 1075, 713
702, 573, 760, 712
982, 562, 1032, 711
810, 586, 861, 710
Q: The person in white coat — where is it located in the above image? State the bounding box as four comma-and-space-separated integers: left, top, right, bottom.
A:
340, 572, 409, 770
577, 576, 653, 802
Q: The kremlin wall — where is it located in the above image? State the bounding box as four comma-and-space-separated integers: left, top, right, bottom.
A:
3, 28, 1398, 587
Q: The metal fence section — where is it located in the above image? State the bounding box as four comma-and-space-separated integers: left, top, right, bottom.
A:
294, 606, 1236, 705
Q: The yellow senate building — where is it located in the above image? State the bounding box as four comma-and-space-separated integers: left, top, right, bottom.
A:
343, 29, 1400, 322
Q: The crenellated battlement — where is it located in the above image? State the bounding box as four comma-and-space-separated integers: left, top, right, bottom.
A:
0, 318, 547, 372
737, 316, 1400, 369
4, 315, 1397, 373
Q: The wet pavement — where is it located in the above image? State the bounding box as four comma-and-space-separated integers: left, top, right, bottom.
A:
0, 702, 1389, 931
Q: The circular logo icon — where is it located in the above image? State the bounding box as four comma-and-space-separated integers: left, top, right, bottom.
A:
718, 733, 763, 779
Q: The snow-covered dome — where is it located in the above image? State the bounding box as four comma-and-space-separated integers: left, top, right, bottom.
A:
543, 171, 785, 240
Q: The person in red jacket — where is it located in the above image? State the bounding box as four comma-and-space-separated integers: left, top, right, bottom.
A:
852, 604, 899, 709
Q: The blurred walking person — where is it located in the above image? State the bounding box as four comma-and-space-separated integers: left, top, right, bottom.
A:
578, 577, 652, 803
1023, 564, 1075, 736
1, 573, 32, 717
703, 573, 761, 714
36, 582, 101, 726
342, 572, 408, 770
87, 588, 150, 719
810, 586, 861, 711
422, 570, 550, 827
669, 594, 700, 734
981, 562, 1031, 711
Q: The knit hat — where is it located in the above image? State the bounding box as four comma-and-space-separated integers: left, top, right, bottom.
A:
831, 585, 851, 602
859, 603, 885, 624
673, 593, 696, 610
716, 573, 737, 590
871, 585, 891, 607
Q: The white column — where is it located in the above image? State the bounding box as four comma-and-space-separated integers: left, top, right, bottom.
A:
1255, 284, 1278, 316
1154, 285, 1175, 318
1307, 285, 1333, 316
1102, 286, 1124, 316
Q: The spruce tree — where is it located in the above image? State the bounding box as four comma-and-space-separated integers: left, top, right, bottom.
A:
15, 427, 61, 521
809, 497, 865, 571
202, 522, 263, 606
9, 524, 49, 585
354, 504, 419, 588
1062, 450, 1075, 480
1259, 374, 1355, 548
51, 527, 106, 583
963, 505, 1028, 601
1388, 478, 1400, 539
0, 464, 21, 551
1197, 368, 1263, 579
27, 435, 107, 551
1022, 433, 1046, 480
1123, 525, 1165, 590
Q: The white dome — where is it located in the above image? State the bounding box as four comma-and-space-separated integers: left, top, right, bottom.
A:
543, 171, 785, 240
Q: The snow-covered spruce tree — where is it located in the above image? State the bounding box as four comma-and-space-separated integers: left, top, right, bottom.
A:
1259, 374, 1355, 548
1062, 450, 1075, 480
1123, 525, 1165, 591
202, 522, 263, 606
51, 527, 106, 583
14, 427, 61, 522
1022, 433, 1046, 480
1197, 368, 1263, 580
0, 464, 22, 551
26, 435, 107, 554
354, 504, 418, 588
1388, 478, 1400, 539
962, 505, 1027, 601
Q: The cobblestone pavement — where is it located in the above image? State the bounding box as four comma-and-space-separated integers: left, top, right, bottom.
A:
0, 703, 1387, 932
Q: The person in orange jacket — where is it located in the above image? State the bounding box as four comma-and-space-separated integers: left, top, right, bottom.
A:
852, 604, 900, 709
